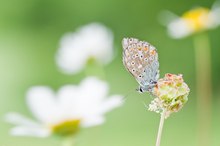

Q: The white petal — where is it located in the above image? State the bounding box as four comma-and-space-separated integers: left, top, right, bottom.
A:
56, 33, 88, 74
80, 77, 109, 103
158, 10, 179, 26
57, 77, 110, 121
99, 95, 124, 114
55, 23, 114, 75
64, 77, 109, 118
210, 5, 220, 26
26, 86, 62, 124
57, 85, 83, 119
167, 19, 193, 39
77, 77, 124, 119
79, 23, 114, 64
5, 112, 41, 127
10, 126, 50, 137
81, 116, 105, 128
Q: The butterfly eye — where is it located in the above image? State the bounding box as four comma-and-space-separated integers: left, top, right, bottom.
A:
139, 87, 143, 93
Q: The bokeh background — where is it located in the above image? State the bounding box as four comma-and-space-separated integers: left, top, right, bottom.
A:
1, 0, 220, 146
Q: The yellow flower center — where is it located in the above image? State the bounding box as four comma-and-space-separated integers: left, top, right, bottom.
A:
182, 7, 210, 31
87, 57, 96, 65
50, 119, 80, 137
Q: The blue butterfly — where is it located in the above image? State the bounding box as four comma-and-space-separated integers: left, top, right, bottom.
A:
122, 38, 160, 93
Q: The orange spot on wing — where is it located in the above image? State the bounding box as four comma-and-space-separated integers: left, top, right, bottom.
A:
143, 47, 148, 51
150, 50, 156, 55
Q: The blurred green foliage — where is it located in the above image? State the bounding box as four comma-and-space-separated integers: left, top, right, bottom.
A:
0, 0, 220, 146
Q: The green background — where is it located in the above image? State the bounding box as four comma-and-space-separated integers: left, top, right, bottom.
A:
0, 0, 220, 146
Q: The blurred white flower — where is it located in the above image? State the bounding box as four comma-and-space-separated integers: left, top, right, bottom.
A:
56, 23, 114, 74
6, 77, 123, 137
162, 2, 220, 38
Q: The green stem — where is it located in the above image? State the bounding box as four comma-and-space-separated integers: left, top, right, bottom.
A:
193, 33, 212, 146
61, 136, 75, 146
84, 59, 106, 79
155, 111, 166, 146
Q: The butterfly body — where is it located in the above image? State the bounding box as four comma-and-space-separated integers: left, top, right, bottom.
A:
122, 38, 160, 93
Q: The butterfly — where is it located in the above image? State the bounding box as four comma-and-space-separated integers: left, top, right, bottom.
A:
122, 37, 160, 93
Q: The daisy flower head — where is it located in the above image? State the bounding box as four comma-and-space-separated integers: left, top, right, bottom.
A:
148, 73, 190, 118
163, 2, 220, 39
5, 77, 123, 137
56, 23, 114, 74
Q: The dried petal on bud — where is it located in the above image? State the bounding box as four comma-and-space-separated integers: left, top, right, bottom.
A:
148, 73, 190, 118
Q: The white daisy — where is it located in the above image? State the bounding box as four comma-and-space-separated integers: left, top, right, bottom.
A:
5, 77, 123, 137
162, 2, 220, 38
56, 23, 114, 74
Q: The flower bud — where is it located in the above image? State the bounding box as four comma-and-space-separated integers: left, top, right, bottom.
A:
148, 73, 190, 118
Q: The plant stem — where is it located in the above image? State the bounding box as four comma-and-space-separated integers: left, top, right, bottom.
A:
84, 59, 106, 79
61, 136, 75, 146
193, 33, 212, 146
155, 111, 166, 146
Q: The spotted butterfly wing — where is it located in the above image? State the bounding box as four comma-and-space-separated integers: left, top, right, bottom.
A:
122, 38, 160, 92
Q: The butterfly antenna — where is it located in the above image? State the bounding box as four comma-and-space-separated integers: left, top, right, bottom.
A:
142, 101, 149, 109
122, 87, 136, 102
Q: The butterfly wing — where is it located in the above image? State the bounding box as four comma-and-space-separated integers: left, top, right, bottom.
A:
122, 38, 160, 91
